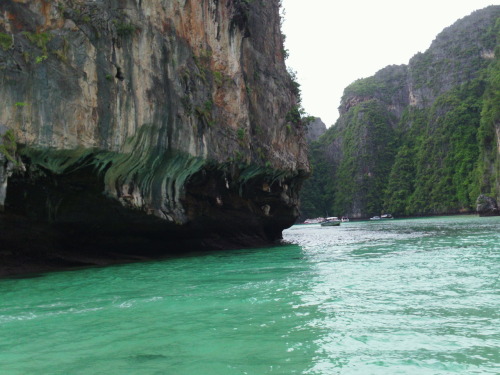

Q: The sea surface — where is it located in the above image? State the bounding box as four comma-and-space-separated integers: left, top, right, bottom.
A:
1, 216, 499, 374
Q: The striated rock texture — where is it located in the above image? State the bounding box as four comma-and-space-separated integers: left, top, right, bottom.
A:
301, 6, 500, 219
0, 0, 309, 276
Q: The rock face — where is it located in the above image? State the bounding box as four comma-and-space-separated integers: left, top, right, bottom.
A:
301, 6, 500, 219
0, 0, 309, 275
305, 117, 326, 143
476, 194, 499, 216
0, 125, 21, 213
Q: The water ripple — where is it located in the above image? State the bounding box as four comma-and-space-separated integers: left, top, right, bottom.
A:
0, 216, 499, 374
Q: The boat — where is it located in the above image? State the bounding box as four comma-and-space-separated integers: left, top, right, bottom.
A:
370, 214, 394, 220
321, 217, 341, 226
341, 216, 349, 222
321, 220, 341, 226
303, 217, 325, 224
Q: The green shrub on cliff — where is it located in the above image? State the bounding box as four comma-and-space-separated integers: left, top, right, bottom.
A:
0, 33, 13, 51
0, 130, 17, 163
22, 32, 52, 54
115, 22, 136, 37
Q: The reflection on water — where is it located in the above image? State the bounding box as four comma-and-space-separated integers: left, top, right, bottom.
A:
0, 216, 499, 374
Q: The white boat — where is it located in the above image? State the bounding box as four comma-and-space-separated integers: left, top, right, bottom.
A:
304, 217, 325, 224
321, 219, 341, 227
325, 217, 339, 221
370, 214, 394, 220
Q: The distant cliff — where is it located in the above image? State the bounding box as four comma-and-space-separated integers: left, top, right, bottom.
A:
301, 6, 500, 219
305, 117, 326, 143
0, 0, 309, 275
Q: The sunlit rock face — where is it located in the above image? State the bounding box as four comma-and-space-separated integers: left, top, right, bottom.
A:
0, 0, 309, 274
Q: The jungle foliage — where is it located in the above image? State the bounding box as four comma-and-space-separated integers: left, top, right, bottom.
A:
300, 8, 500, 219
302, 76, 495, 218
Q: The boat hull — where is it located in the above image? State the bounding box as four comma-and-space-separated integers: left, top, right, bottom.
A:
321, 221, 341, 227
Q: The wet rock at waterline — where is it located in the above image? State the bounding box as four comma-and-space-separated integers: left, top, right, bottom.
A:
476, 194, 499, 216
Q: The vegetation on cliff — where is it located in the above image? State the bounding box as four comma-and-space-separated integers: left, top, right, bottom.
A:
388, 81, 484, 215
0, 0, 309, 275
477, 18, 500, 199
301, 6, 500, 219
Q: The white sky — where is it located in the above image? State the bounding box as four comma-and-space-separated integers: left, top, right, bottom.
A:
281, 0, 499, 126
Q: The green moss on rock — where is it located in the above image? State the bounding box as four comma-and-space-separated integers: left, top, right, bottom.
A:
0, 33, 13, 51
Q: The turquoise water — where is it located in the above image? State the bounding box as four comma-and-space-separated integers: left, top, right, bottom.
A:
1, 216, 499, 374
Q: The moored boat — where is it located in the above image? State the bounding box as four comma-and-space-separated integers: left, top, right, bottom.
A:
321, 217, 341, 226
370, 214, 394, 220
304, 217, 326, 224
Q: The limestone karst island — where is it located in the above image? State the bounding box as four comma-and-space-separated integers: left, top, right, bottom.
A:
301, 6, 500, 221
0, 0, 309, 275
0, 2, 499, 374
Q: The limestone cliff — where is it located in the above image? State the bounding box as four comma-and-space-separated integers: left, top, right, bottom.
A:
301, 6, 500, 219
0, 0, 309, 275
305, 117, 326, 143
